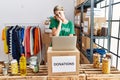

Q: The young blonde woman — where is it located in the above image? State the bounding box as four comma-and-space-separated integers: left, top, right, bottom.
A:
49, 5, 75, 36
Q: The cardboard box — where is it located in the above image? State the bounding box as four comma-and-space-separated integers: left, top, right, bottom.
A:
82, 36, 97, 50
76, 0, 85, 6
48, 75, 79, 80
42, 33, 52, 44
86, 8, 105, 18
83, 17, 106, 35
47, 47, 80, 76
75, 27, 80, 37
80, 0, 85, 4
42, 33, 52, 63
75, 12, 86, 27
80, 52, 90, 64
75, 12, 80, 27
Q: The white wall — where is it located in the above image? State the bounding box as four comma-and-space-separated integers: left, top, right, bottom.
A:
0, 0, 74, 61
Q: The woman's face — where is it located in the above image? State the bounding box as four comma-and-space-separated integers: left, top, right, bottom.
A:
54, 10, 65, 18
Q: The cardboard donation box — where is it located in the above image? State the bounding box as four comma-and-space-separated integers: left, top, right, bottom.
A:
83, 17, 106, 35
82, 36, 97, 50
47, 47, 80, 76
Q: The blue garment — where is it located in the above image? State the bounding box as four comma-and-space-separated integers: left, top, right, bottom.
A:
86, 48, 106, 55
12, 25, 21, 62
95, 49, 106, 55
18, 27, 25, 54
6, 25, 25, 62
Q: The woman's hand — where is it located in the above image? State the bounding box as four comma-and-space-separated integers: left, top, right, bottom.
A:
54, 11, 64, 23
54, 15, 62, 23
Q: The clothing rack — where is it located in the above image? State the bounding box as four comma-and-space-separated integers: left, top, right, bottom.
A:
4, 23, 41, 26
3, 23, 42, 65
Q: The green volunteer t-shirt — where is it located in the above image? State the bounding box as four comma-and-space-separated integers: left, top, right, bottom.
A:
49, 17, 75, 36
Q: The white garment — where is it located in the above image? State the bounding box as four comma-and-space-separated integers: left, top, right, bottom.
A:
9, 27, 14, 55
30, 27, 34, 55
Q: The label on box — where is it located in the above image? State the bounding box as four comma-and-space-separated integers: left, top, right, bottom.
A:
84, 21, 88, 33
52, 56, 76, 73
83, 27, 88, 33
84, 21, 88, 27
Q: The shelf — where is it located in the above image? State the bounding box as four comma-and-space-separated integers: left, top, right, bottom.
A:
93, 36, 109, 39
81, 32, 109, 39
76, 0, 104, 10
75, 26, 81, 29
76, 0, 112, 64
81, 48, 93, 63
81, 48, 87, 57
77, 40, 81, 44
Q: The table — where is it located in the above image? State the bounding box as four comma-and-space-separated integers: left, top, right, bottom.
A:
0, 64, 120, 80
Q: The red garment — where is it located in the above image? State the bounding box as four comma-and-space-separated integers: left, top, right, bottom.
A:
33, 27, 42, 55
24, 27, 31, 58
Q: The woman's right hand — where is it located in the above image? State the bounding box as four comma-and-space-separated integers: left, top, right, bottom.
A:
54, 15, 62, 23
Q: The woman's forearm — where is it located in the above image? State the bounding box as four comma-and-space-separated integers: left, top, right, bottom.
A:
52, 21, 62, 36
56, 21, 62, 36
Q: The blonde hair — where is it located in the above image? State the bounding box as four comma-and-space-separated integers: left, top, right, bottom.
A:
53, 5, 64, 12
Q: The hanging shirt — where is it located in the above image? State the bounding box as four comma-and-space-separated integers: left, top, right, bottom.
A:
18, 27, 25, 54
30, 27, 34, 55
49, 17, 75, 36
6, 26, 13, 54
7, 26, 14, 54
24, 27, 31, 58
2, 27, 9, 54
33, 27, 39, 55
33, 27, 42, 55
12, 26, 21, 62
38, 27, 42, 52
